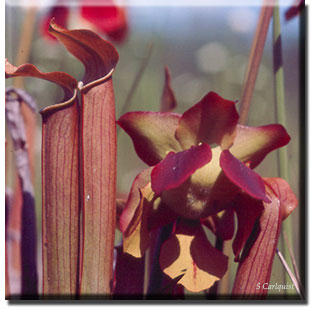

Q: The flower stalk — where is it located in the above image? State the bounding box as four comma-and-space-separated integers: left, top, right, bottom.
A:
239, 0, 274, 125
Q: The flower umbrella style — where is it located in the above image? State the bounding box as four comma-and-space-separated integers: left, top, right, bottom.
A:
117, 91, 297, 293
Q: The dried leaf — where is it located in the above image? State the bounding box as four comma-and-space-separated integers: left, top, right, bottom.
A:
5, 88, 38, 297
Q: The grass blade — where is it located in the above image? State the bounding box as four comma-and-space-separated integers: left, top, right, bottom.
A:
276, 249, 304, 299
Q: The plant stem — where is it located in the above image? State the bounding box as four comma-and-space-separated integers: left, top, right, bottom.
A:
272, 2, 295, 291
117, 43, 153, 122
146, 223, 173, 298
239, 1, 273, 125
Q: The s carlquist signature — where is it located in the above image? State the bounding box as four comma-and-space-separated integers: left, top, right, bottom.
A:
256, 282, 295, 291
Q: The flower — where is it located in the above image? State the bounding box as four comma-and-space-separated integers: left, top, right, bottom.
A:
117, 90, 297, 292
41, 0, 128, 43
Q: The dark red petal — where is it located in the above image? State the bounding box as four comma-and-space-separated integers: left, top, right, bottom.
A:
220, 150, 270, 203
175, 91, 239, 149
232, 194, 264, 261
113, 246, 144, 298
151, 143, 212, 196
230, 124, 291, 169
202, 207, 235, 241
80, 1, 128, 42
160, 66, 177, 112
148, 201, 178, 231
117, 111, 182, 166
41, 6, 69, 41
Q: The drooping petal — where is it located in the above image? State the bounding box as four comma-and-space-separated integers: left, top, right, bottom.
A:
263, 178, 298, 220
120, 167, 153, 233
160, 66, 177, 112
230, 124, 290, 169
232, 182, 290, 299
117, 111, 183, 166
202, 207, 235, 241
49, 18, 119, 87
220, 150, 271, 203
232, 194, 264, 261
160, 221, 228, 292
151, 143, 212, 196
175, 91, 239, 149
123, 185, 155, 258
80, 0, 128, 43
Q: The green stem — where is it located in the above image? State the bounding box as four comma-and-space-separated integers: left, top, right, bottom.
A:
272, 3, 295, 294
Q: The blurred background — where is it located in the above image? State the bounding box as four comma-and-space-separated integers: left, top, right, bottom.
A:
5, 0, 303, 298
